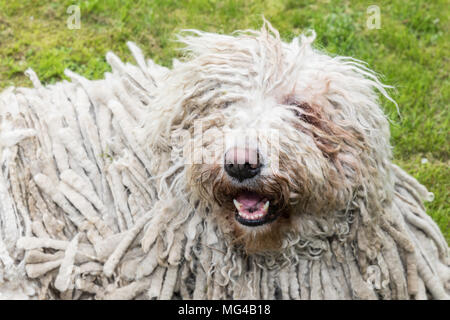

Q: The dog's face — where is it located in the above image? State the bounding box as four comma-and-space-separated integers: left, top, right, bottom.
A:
185, 93, 358, 252
157, 27, 392, 252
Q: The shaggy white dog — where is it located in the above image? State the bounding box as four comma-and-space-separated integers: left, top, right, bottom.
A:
0, 22, 448, 299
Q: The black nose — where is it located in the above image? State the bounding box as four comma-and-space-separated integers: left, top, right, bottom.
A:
224, 147, 262, 181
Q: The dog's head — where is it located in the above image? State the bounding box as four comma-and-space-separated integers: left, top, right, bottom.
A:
146, 23, 395, 253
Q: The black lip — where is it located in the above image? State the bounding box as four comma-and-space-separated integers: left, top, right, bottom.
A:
234, 206, 279, 227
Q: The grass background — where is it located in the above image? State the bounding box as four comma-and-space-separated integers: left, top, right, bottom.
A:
0, 0, 448, 242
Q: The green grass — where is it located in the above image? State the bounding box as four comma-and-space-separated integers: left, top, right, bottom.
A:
0, 0, 448, 242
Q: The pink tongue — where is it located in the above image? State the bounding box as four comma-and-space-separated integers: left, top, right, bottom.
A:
236, 192, 264, 209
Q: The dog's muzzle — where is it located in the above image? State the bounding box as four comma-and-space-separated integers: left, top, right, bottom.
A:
222, 147, 281, 227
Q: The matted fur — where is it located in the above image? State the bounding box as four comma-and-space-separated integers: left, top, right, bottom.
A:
0, 23, 448, 299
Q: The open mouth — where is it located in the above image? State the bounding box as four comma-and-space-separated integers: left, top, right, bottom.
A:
233, 191, 279, 227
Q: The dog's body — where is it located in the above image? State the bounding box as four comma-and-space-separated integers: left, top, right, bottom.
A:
0, 24, 448, 299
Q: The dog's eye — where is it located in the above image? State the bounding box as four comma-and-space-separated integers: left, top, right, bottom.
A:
283, 97, 301, 115
222, 101, 232, 109
284, 98, 315, 124
283, 97, 312, 122
290, 104, 302, 118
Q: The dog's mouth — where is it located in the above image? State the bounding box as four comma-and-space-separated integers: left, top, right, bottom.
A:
232, 191, 279, 227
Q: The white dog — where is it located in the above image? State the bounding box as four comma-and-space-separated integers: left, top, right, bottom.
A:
0, 22, 448, 299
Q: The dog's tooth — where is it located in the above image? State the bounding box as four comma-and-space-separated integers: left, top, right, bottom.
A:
233, 199, 242, 211
263, 201, 270, 213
